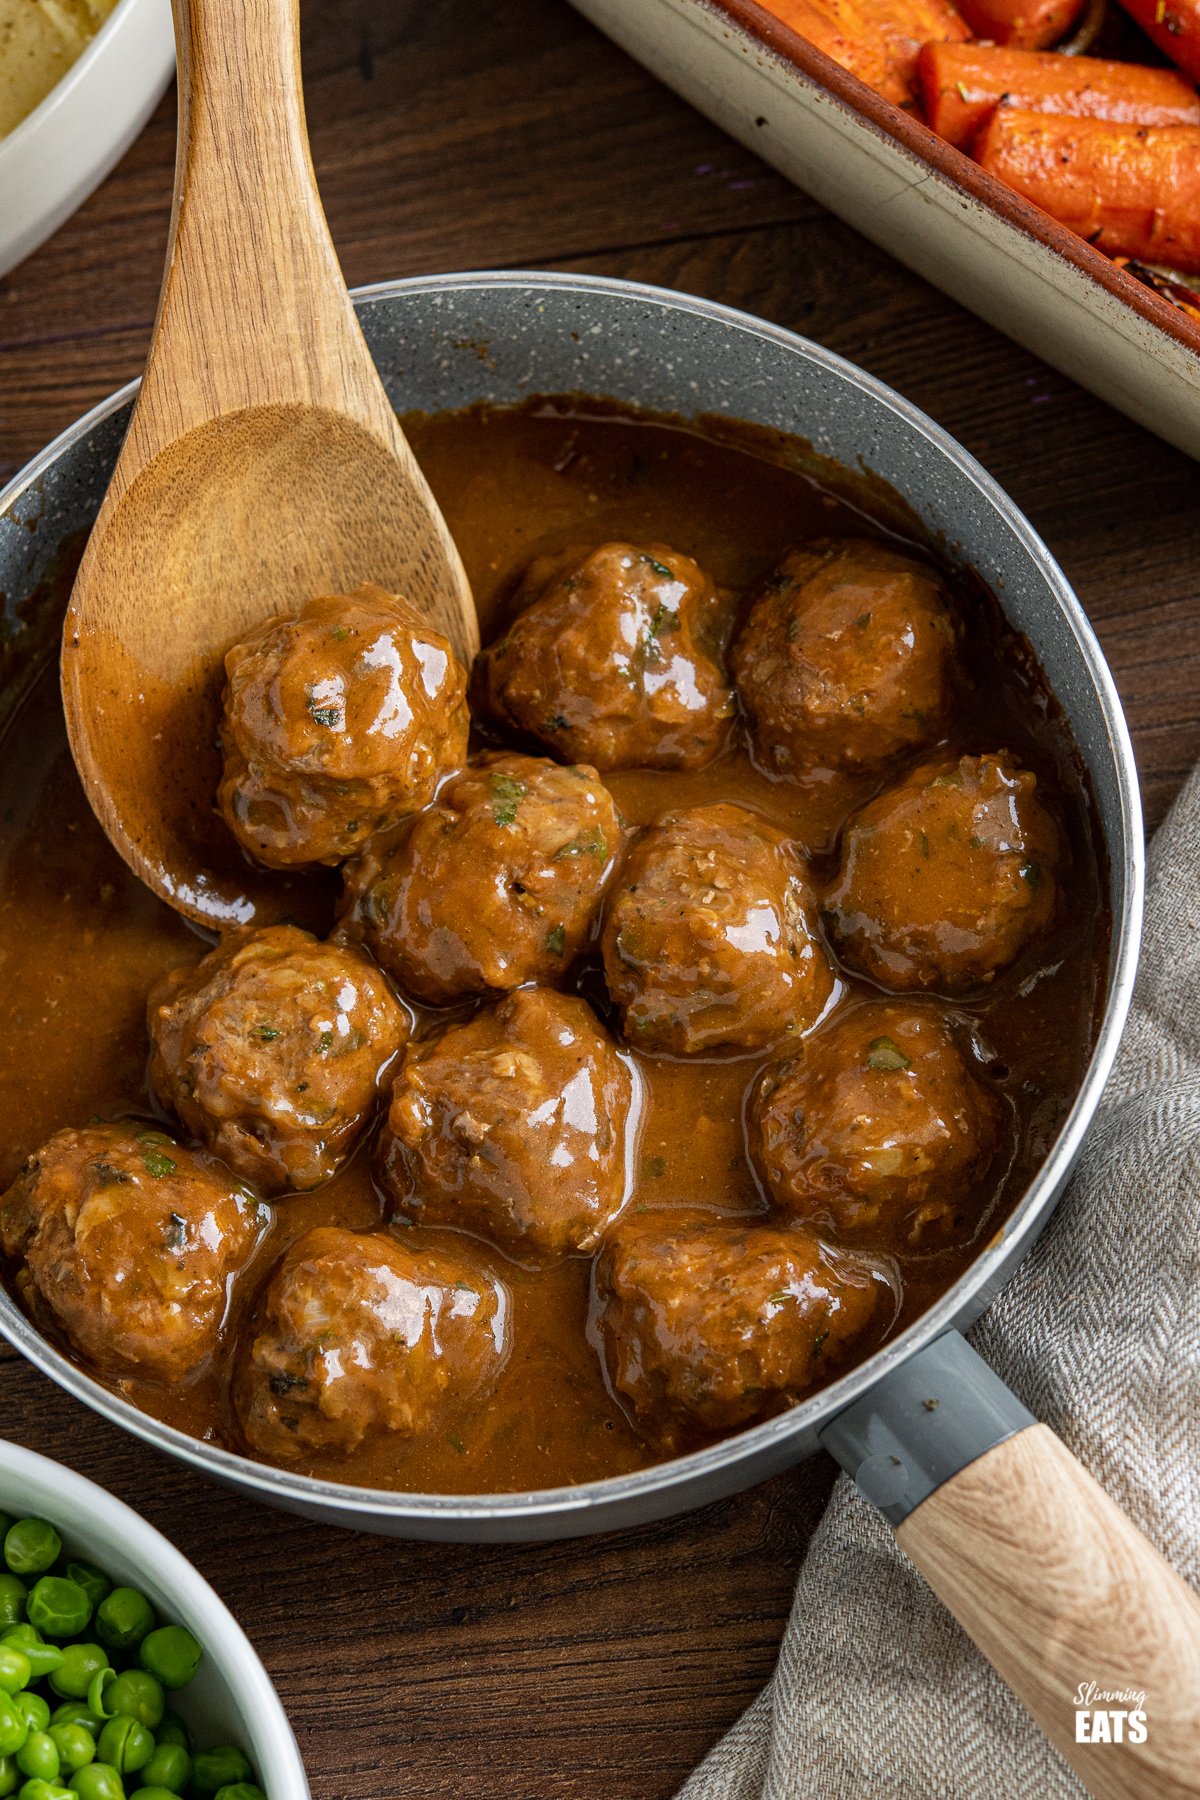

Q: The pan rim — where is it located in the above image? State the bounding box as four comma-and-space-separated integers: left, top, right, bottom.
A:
0, 268, 1145, 1530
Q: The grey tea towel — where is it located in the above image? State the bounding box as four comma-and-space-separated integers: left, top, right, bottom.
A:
679, 763, 1200, 1800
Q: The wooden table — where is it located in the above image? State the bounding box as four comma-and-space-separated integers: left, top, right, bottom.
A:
1, 3, 1197, 1795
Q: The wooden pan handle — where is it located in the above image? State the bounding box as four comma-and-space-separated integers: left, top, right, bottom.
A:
897, 1422, 1200, 1799
822, 1332, 1200, 1797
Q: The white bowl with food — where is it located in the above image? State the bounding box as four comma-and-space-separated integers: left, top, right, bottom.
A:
0, 1439, 309, 1800
0, 0, 175, 281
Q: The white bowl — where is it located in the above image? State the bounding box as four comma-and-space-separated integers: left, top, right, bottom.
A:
0, 1440, 309, 1800
0, 0, 175, 281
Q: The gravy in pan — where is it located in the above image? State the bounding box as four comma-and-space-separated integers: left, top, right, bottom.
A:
0, 400, 1107, 1492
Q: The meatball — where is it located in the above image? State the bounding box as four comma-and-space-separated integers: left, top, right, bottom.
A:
346, 753, 622, 1006
731, 539, 959, 775
0, 1123, 267, 1383
475, 541, 734, 771
750, 1001, 1004, 1247
148, 925, 409, 1195
379, 988, 634, 1261
600, 802, 834, 1056
594, 1216, 882, 1450
218, 584, 469, 868
235, 1226, 508, 1460
824, 751, 1059, 992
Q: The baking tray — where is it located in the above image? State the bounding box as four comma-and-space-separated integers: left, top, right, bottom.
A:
568, 0, 1200, 460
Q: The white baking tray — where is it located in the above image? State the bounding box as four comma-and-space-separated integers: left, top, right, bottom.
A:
570, 0, 1200, 460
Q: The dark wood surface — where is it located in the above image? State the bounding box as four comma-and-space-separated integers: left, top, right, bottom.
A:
1, 3, 1198, 1796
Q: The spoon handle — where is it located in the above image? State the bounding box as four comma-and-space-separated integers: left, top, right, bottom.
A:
140, 0, 396, 437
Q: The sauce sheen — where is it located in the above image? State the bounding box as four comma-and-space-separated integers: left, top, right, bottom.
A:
0, 401, 1107, 1493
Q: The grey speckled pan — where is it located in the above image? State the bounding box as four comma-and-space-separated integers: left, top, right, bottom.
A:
0, 273, 1141, 1542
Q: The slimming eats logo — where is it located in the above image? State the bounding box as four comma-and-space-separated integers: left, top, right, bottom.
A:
1073, 1681, 1149, 1744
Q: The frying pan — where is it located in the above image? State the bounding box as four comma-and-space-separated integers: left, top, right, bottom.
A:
3, 273, 1196, 1793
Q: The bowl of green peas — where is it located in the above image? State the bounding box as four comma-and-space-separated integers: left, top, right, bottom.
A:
0, 1445, 307, 1800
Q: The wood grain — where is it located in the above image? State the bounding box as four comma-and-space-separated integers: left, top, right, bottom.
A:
0, 1334, 827, 1800
550, 221, 1200, 831
898, 1425, 1200, 1800
1, 0, 1199, 1794
62, 0, 476, 929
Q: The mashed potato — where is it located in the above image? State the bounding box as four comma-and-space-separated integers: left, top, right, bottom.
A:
0, 0, 117, 137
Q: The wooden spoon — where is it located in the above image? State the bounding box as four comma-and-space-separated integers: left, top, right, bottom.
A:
61, 0, 477, 931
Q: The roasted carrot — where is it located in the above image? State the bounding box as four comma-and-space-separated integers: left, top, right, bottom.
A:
919, 41, 1200, 147
763, 0, 968, 107
954, 0, 1086, 47
1115, 0, 1200, 86
1113, 256, 1200, 318
975, 108, 1200, 270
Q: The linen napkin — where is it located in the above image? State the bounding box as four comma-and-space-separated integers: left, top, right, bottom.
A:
679, 763, 1200, 1800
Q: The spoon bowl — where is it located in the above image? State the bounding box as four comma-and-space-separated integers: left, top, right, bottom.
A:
5, 269, 1141, 1541
61, 0, 476, 928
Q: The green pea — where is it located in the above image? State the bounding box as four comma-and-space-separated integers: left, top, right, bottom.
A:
61, 1572, 108, 1617
132, 1635, 197, 1697
10, 1703, 47, 1739
212, 1787, 264, 1800
44, 1733, 91, 1780
27, 1584, 91, 1643
18, 1782, 75, 1800
3, 1629, 62, 1683
190, 1750, 251, 1799
3, 1525, 60, 1579
82, 1680, 112, 1733
91, 1684, 156, 1740
92, 1598, 152, 1659
16, 1737, 59, 1784
0, 1651, 30, 1697
0, 1756, 16, 1799
44, 1718, 96, 1747
0, 1583, 26, 1630
132, 1792, 182, 1800
68, 1766, 124, 1800
146, 1719, 185, 1756
93, 1727, 149, 1785
0, 1703, 25, 1759
49, 1648, 108, 1704
133, 1744, 188, 1795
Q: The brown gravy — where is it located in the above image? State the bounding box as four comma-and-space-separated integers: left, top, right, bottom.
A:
0, 400, 1108, 1492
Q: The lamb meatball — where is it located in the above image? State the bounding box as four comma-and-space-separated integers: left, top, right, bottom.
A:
346, 753, 622, 1006
218, 584, 469, 868
0, 1123, 266, 1383
600, 802, 834, 1056
379, 988, 634, 1261
148, 925, 409, 1195
235, 1226, 508, 1460
731, 539, 959, 775
476, 541, 734, 771
751, 1002, 1004, 1248
595, 1217, 881, 1450
825, 751, 1059, 992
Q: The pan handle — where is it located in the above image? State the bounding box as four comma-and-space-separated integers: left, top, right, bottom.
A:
820, 1331, 1200, 1799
